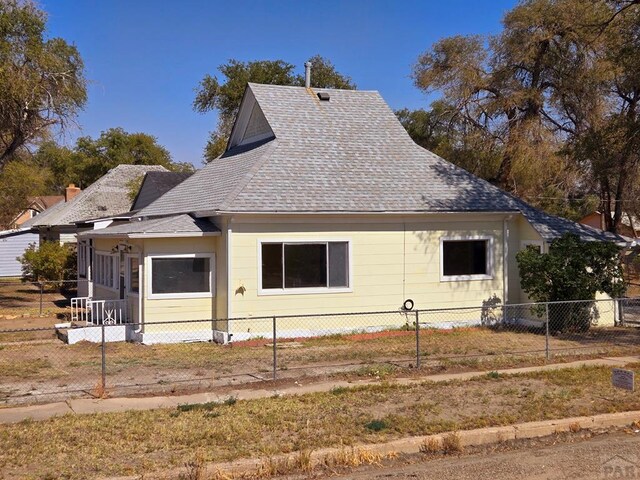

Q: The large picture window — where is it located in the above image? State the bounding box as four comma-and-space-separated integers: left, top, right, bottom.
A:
260, 241, 350, 292
441, 237, 492, 281
150, 255, 212, 297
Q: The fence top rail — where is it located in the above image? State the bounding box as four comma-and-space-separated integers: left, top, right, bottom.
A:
0, 296, 636, 335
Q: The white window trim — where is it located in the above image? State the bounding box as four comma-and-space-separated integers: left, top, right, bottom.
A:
520, 240, 544, 253
125, 253, 141, 297
257, 238, 353, 296
440, 235, 494, 282
93, 251, 118, 291
147, 253, 215, 300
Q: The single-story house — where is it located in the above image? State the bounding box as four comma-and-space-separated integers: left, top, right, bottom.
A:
75, 80, 627, 344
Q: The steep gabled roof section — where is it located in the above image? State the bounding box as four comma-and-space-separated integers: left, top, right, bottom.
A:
139, 83, 518, 217
131, 171, 192, 211
25, 165, 168, 227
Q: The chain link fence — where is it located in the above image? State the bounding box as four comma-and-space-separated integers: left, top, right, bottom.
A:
0, 297, 638, 405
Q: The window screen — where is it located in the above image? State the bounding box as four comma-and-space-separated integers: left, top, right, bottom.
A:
261, 242, 349, 290
151, 257, 210, 294
442, 240, 488, 277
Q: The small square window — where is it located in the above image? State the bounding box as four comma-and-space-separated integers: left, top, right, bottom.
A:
441, 238, 491, 280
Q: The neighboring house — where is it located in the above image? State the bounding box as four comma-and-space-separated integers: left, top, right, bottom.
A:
1, 194, 65, 277
74, 82, 628, 345
0, 228, 40, 277
23, 165, 169, 245
10, 195, 65, 229
580, 211, 639, 238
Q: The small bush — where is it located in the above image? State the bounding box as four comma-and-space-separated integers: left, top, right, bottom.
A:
365, 419, 388, 432
330, 386, 349, 395
516, 233, 625, 333
442, 432, 463, 454
420, 437, 441, 454
18, 242, 75, 285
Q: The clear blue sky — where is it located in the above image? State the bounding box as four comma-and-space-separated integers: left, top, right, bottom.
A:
42, 0, 516, 166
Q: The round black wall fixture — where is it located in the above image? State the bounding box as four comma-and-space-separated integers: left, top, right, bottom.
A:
402, 299, 414, 311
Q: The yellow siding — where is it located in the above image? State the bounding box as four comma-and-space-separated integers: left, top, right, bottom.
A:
142, 237, 217, 334
229, 216, 511, 336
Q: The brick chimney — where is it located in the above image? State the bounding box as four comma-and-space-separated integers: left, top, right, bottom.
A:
65, 184, 81, 202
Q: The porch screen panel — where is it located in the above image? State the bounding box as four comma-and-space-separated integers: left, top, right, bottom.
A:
151, 257, 210, 294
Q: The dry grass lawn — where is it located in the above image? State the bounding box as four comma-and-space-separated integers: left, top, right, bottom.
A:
1, 364, 639, 479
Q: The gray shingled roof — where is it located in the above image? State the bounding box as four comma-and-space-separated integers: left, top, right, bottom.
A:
24, 165, 168, 227
507, 194, 628, 244
139, 84, 518, 217
79, 214, 220, 238
137, 83, 625, 244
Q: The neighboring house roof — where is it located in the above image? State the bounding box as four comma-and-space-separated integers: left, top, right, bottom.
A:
79, 214, 220, 239
23, 165, 168, 228
10, 195, 64, 228
131, 171, 192, 211
30, 195, 65, 211
580, 210, 639, 233
135, 83, 626, 245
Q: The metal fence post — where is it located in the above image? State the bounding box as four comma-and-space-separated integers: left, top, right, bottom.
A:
272, 316, 277, 381
39, 282, 43, 316
545, 303, 550, 360
415, 310, 421, 369
101, 322, 107, 393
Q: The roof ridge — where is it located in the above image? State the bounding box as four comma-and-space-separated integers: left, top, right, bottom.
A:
247, 82, 378, 93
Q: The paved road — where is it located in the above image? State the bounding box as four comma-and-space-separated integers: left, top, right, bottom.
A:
331, 431, 640, 480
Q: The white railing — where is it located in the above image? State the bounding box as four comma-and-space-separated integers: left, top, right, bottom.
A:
88, 299, 128, 325
71, 297, 92, 323
71, 297, 128, 325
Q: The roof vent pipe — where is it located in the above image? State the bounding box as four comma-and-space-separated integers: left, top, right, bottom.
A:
304, 61, 312, 88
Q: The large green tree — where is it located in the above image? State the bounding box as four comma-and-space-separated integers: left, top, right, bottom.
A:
194, 55, 355, 161
407, 0, 640, 232
0, 0, 86, 169
72, 127, 194, 186
33, 128, 194, 189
